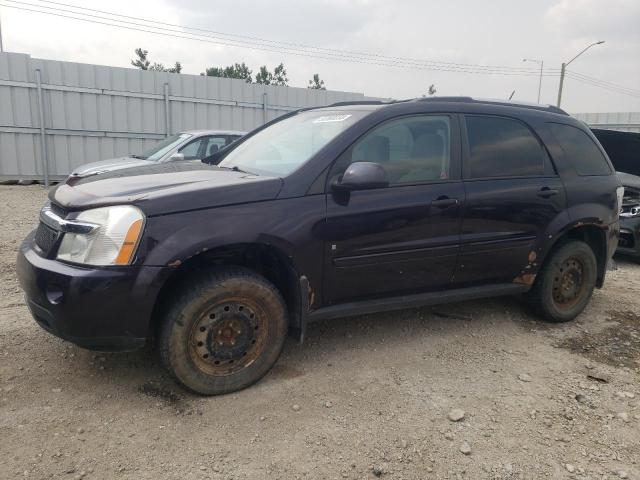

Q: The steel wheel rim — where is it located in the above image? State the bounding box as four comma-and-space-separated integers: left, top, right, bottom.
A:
188, 297, 269, 376
552, 256, 586, 310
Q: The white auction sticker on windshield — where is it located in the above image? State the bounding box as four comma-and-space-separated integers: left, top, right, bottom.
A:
313, 114, 352, 123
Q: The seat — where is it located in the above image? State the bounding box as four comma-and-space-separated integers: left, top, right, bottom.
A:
207, 143, 220, 156
397, 133, 446, 183
362, 135, 390, 163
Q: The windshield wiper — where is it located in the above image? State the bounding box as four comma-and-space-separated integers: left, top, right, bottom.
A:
218, 165, 257, 175
130, 154, 148, 160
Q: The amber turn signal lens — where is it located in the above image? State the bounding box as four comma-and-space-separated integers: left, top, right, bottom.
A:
114, 219, 144, 265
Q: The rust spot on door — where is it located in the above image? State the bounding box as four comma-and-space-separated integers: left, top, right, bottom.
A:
513, 273, 536, 286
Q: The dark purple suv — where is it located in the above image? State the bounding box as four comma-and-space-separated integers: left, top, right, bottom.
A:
17, 97, 622, 395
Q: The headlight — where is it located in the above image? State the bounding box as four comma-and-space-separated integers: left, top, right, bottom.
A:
57, 206, 145, 266
616, 186, 625, 217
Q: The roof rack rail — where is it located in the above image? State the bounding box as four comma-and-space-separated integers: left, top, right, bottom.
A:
415, 96, 568, 115
416, 96, 475, 103
327, 100, 393, 107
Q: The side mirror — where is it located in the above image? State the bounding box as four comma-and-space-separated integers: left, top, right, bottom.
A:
169, 152, 185, 161
332, 162, 389, 191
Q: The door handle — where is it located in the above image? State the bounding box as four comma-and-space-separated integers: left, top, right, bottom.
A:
537, 187, 559, 199
431, 197, 459, 208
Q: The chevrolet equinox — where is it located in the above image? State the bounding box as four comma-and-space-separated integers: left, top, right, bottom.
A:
17, 97, 622, 395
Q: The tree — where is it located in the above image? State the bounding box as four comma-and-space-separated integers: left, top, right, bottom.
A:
204, 67, 224, 77
131, 48, 150, 70
203, 62, 252, 83
272, 63, 288, 86
255, 65, 273, 85
150, 62, 182, 73
308, 73, 326, 90
131, 48, 181, 73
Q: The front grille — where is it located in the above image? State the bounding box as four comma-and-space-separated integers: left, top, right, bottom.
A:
35, 222, 61, 256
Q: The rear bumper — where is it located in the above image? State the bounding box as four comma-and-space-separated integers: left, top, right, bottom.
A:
617, 216, 640, 259
17, 231, 170, 351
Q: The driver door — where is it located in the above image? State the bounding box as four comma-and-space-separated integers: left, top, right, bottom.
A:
323, 114, 464, 304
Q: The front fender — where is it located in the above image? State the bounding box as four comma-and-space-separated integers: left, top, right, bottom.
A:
133, 196, 327, 302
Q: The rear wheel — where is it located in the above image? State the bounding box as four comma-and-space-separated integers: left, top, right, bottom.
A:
525, 240, 597, 322
159, 268, 287, 395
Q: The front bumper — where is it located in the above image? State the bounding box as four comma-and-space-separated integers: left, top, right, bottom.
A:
17, 231, 170, 351
617, 216, 640, 259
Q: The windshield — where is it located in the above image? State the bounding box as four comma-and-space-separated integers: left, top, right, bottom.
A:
138, 133, 192, 160
219, 110, 367, 176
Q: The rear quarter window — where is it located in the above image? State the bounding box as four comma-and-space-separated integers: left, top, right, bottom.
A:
547, 123, 612, 176
465, 115, 547, 178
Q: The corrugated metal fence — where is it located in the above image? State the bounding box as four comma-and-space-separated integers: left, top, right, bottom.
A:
574, 112, 640, 133
0, 52, 371, 181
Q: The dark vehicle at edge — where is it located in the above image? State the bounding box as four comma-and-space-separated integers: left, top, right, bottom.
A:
17, 97, 622, 395
591, 128, 640, 261
616, 172, 640, 260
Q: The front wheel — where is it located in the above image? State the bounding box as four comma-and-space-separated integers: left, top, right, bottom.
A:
159, 268, 288, 395
525, 240, 597, 322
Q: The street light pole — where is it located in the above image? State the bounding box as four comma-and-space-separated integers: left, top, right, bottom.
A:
556, 40, 605, 107
523, 58, 544, 103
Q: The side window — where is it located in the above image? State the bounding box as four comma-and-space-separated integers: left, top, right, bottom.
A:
336, 115, 451, 185
547, 123, 611, 176
465, 116, 547, 178
203, 136, 227, 156
179, 138, 205, 160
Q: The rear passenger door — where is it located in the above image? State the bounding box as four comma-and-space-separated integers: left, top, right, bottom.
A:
454, 115, 566, 287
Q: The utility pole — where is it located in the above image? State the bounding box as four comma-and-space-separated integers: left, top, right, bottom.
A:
523, 58, 544, 103
556, 40, 605, 108
556, 63, 566, 107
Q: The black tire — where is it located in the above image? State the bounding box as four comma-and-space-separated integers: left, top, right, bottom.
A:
525, 240, 597, 323
159, 267, 288, 395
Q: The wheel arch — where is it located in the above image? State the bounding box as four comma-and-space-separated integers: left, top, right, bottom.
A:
540, 222, 609, 288
149, 242, 305, 340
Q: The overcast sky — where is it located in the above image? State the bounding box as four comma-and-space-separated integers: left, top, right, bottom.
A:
2, 0, 639, 113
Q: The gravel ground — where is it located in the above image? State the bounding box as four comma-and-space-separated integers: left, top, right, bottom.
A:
0, 185, 639, 480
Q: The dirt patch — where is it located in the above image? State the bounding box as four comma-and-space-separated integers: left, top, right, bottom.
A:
139, 382, 183, 405
1, 185, 639, 480
558, 310, 640, 368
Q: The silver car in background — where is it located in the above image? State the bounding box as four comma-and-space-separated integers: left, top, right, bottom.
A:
69, 130, 246, 178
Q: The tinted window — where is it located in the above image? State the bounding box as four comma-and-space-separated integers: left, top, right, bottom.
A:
466, 116, 546, 178
338, 115, 451, 185
548, 123, 611, 176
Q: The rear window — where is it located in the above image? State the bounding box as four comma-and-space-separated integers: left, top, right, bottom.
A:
466, 116, 547, 178
548, 123, 611, 176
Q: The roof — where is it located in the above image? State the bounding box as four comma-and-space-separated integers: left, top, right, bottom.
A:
181, 129, 248, 136
327, 96, 569, 116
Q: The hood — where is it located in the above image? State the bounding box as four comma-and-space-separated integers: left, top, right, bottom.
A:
70, 157, 157, 177
51, 162, 283, 216
617, 171, 640, 190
